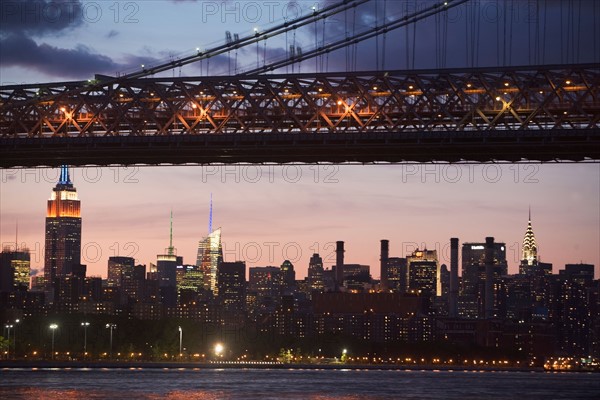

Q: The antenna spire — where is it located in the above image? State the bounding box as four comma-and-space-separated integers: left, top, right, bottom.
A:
528, 205, 531, 222
59, 165, 72, 185
15, 219, 18, 251
209, 193, 213, 234
168, 210, 174, 256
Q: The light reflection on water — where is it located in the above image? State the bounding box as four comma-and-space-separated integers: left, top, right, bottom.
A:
1, 368, 599, 400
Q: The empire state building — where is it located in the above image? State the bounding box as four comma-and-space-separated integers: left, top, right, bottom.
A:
44, 165, 82, 288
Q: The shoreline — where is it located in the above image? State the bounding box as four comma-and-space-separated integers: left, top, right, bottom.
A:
0, 360, 547, 372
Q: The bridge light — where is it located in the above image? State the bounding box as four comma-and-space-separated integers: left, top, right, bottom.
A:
504, 82, 509, 87
192, 104, 197, 109
466, 83, 472, 88
60, 107, 66, 113
408, 85, 414, 90
565, 80, 571, 85
372, 86, 378, 91
495, 96, 501, 101
539, 90, 543, 94
337, 100, 342, 105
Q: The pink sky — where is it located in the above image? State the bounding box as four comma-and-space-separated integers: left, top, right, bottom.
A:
0, 164, 598, 279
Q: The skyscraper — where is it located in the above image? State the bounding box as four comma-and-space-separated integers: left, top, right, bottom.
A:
156, 212, 182, 308
0, 247, 30, 292
197, 197, 223, 294
44, 165, 82, 293
217, 261, 246, 312
406, 249, 440, 296
107, 256, 135, 287
520, 208, 539, 275
307, 253, 324, 293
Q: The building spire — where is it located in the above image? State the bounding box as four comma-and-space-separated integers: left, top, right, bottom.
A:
522, 208, 537, 266
59, 165, 72, 185
209, 193, 213, 234
15, 219, 18, 251
167, 210, 175, 256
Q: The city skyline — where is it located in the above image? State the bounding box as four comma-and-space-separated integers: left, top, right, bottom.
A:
0, 164, 598, 279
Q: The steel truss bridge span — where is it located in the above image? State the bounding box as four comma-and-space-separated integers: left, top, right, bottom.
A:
1, 64, 599, 167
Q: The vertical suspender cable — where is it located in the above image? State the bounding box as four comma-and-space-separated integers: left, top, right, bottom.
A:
542, 0, 547, 64
405, 2, 410, 69
576, 0, 581, 62
412, 0, 417, 69
382, 0, 387, 70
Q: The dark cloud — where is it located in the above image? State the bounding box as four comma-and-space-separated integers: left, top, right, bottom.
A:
106, 29, 119, 39
0, 33, 120, 78
0, 0, 84, 36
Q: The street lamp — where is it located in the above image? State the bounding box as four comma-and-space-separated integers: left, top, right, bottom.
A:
81, 322, 90, 357
106, 323, 117, 359
4, 324, 13, 359
49, 324, 58, 360
178, 326, 182, 357
13, 319, 20, 358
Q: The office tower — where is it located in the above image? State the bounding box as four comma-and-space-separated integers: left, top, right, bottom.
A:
461, 240, 507, 319
156, 212, 182, 307
44, 165, 82, 290
560, 263, 595, 287
380, 240, 389, 291
449, 238, 459, 317
387, 257, 407, 293
176, 264, 204, 293
520, 208, 539, 275
342, 264, 371, 292
280, 260, 296, 295
308, 253, 324, 293
107, 256, 135, 287
334, 241, 345, 288
0, 247, 30, 292
197, 228, 223, 294
249, 266, 282, 312
484, 237, 495, 318
407, 249, 440, 296
196, 197, 222, 294
217, 261, 246, 311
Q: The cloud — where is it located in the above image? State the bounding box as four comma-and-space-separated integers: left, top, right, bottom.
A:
0, 33, 120, 78
0, 0, 84, 36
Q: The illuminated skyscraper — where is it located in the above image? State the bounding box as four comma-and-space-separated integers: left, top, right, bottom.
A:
0, 247, 30, 292
44, 165, 81, 290
196, 197, 222, 294
197, 228, 223, 294
520, 208, 539, 275
406, 249, 440, 296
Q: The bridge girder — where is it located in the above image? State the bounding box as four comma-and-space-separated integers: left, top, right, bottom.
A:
1, 65, 599, 166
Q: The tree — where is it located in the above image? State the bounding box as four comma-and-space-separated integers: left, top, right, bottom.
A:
0, 336, 8, 357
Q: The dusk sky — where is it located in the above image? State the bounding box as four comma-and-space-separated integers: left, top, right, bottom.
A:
0, 1, 599, 278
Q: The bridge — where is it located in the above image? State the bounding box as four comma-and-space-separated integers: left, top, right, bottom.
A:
1, 1, 599, 167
